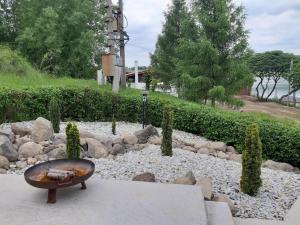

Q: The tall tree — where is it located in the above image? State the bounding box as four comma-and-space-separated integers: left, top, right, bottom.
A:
1, 0, 106, 78
248, 51, 293, 101
0, 0, 17, 44
151, 0, 198, 85
191, 0, 252, 95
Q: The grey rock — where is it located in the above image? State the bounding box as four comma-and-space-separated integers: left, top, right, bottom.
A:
53, 133, 66, 145
86, 138, 109, 159
123, 134, 138, 145
27, 157, 37, 165
47, 144, 66, 159
134, 125, 159, 144
110, 144, 125, 155
208, 142, 227, 152
43, 145, 57, 154
15, 136, 32, 149
112, 137, 124, 145
217, 151, 229, 160
174, 171, 196, 185
228, 154, 242, 163
198, 147, 210, 155
80, 130, 95, 139
262, 160, 294, 172
11, 123, 31, 137
0, 136, 18, 161
31, 117, 53, 143
148, 136, 162, 145
226, 146, 237, 154
0, 130, 15, 143
132, 172, 155, 182
0, 155, 9, 169
19, 142, 42, 158
0, 168, 7, 174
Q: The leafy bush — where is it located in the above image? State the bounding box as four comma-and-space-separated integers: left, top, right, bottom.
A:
66, 123, 80, 159
0, 87, 299, 166
49, 97, 60, 133
0, 45, 33, 76
240, 123, 262, 196
161, 105, 173, 156
208, 86, 226, 107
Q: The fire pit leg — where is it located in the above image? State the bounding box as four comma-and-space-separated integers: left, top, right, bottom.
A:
47, 189, 57, 204
81, 181, 87, 190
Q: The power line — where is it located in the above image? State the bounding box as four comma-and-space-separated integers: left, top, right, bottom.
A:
127, 43, 152, 52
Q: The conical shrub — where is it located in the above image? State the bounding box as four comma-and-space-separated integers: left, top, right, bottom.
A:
66, 123, 80, 159
161, 105, 173, 156
240, 123, 263, 196
49, 98, 60, 133
112, 115, 116, 135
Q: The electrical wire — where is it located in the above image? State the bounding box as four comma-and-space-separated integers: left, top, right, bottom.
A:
127, 43, 152, 52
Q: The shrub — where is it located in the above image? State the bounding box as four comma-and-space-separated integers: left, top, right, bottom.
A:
161, 105, 173, 156
240, 123, 262, 196
49, 97, 60, 133
112, 115, 116, 135
151, 79, 159, 92
144, 72, 152, 91
66, 123, 80, 159
0, 87, 299, 167
208, 86, 226, 107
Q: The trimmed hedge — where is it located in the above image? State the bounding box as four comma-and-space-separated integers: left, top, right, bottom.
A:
0, 87, 299, 167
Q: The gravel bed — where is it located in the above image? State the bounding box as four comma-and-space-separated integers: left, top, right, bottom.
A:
2, 121, 300, 220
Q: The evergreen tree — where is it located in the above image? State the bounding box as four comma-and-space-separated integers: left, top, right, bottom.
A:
240, 123, 263, 196
192, 0, 252, 95
49, 97, 60, 133
151, 0, 198, 85
66, 123, 80, 159
161, 105, 173, 156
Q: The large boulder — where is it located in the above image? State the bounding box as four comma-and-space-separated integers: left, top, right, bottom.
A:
228, 154, 242, 163
262, 160, 294, 172
16, 161, 28, 169
196, 177, 213, 200
86, 138, 109, 159
132, 172, 155, 182
110, 144, 125, 155
0, 130, 15, 143
148, 136, 162, 145
47, 144, 66, 159
11, 123, 32, 137
0, 136, 18, 161
15, 136, 32, 149
123, 134, 138, 145
31, 117, 53, 143
79, 130, 95, 139
174, 171, 196, 185
208, 142, 227, 152
0, 155, 9, 169
53, 133, 66, 145
134, 125, 159, 144
18, 142, 42, 158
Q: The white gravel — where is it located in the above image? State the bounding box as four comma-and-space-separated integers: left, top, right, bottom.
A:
1, 121, 300, 221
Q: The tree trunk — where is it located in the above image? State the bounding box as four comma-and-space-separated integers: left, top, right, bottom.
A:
266, 77, 280, 101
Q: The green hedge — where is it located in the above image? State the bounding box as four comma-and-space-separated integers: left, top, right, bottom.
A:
0, 87, 299, 167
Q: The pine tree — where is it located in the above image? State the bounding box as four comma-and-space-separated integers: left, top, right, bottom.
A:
49, 97, 60, 133
192, 0, 252, 95
161, 105, 173, 156
151, 0, 198, 85
240, 123, 263, 196
66, 123, 80, 159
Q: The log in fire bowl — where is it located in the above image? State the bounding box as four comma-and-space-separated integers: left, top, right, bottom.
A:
24, 159, 95, 204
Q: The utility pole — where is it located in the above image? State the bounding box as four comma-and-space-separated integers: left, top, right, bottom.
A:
119, 0, 126, 88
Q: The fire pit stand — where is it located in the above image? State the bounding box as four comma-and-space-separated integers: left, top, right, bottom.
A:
24, 159, 95, 204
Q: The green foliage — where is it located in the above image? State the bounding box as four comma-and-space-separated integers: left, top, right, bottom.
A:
0, 45, 33, 76
1, 0, 106, 78
240, 123, 262, 196
0, 87, 300, 167
249, 51, 294, 101
49, 97, 60, 133
112, 115, 116, 135
208, 86, 226, 107
226, 97, 245, 110
151, 0, 198, 85
151, 79, 159, 92
66, 122, 80, 159
144, 71, 152, 91
161, 105, 173, 156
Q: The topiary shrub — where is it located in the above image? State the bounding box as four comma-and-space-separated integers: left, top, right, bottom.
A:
49, 97, 60, 133
161, 105, 173, 156
112, 115, 116, 135
208, 86, 226, 107
66, 123, 80, 159
240, 123, 263, 196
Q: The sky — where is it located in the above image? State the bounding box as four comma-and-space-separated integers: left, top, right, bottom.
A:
119, 0, 300, 67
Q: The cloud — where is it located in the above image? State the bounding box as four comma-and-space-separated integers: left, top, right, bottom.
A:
123, 0, 300, 66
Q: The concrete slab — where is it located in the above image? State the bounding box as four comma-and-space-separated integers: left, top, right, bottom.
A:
0, 175, 207, 225
205, 201, 234, 225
